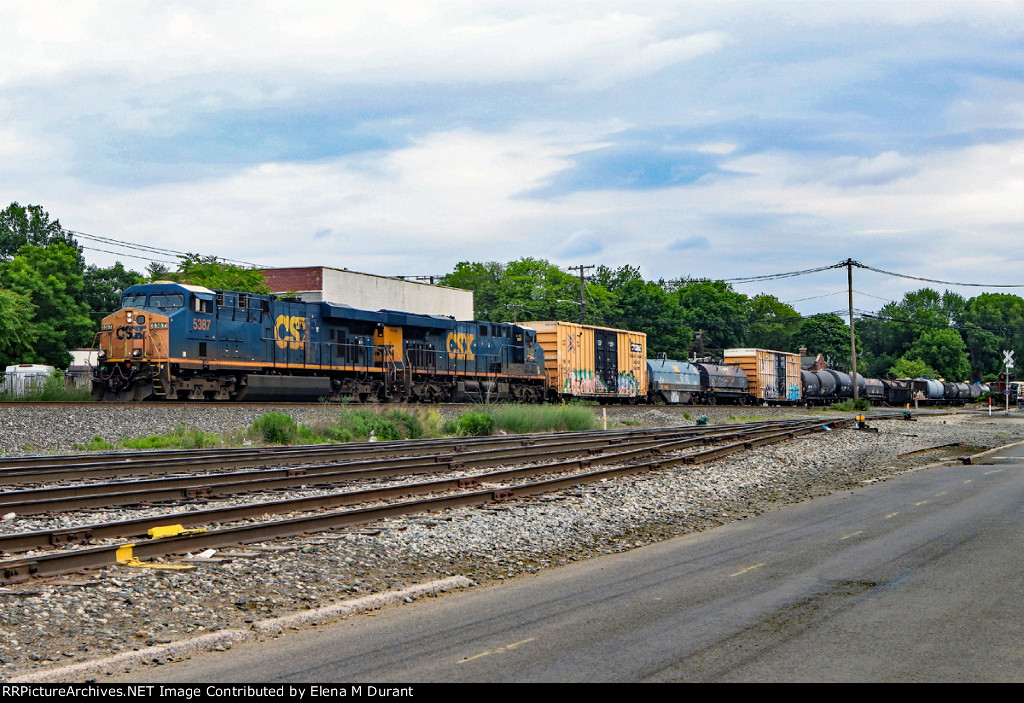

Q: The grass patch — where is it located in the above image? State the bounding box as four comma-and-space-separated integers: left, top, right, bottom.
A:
75, 435, 114, 451
248, 408, 430, 446
828, 399, 872, 412
121, 424, 223, 450
446, 405, 600, 435
0, 372, 94, 402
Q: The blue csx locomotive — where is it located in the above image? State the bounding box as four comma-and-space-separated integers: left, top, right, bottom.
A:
92, 282, 547, 402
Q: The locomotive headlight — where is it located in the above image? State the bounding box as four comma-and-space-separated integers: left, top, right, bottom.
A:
126, 312, 133, 322
97, 350, 107, 360
131, 349, 143, 358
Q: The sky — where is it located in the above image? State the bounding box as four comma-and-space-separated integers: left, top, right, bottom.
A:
3, 1, 1024, 317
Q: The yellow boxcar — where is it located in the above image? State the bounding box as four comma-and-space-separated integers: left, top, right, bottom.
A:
526, 321, 647, 401
723, 348, 802, 403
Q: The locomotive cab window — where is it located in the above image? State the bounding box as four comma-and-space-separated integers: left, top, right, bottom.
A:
191, 296, 213, 314
121, 294, 147, 308
150, 294, 185, 308
479, 325, 488, 337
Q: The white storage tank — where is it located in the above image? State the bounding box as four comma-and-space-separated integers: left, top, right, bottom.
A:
3, 364, 57, 397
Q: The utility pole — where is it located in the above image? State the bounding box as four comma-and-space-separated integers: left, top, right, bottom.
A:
846, 258, 859, 402
505, 302, 525, 323
566, 264, 594, 324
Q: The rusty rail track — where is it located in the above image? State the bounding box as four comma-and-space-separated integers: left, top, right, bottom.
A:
0, 417, 858, 584
0, 424, 813, 514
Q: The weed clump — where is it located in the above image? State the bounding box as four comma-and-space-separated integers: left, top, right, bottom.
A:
251, 412, 299, 444
828, 399, 872, 412
445, 412, 495, 436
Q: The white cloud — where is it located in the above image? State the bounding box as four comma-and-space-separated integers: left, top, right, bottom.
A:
0, 3, 726, 94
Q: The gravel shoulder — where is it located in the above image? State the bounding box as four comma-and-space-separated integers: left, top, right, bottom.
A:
1, 405, 1022, 681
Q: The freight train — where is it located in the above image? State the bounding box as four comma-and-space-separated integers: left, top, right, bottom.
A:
647, 356, 989, 407
91, 282, 650, 404
91, 281, 985, 407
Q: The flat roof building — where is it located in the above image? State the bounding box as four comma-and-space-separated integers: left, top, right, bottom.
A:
260, 267, 474, 320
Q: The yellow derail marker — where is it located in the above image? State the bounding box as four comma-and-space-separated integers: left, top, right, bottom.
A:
114, 525, 209, 570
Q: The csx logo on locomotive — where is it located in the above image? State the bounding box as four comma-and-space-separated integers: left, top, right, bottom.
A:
115, 325, 145, 340
275, 315, 307, 349
446, 332, 475, 360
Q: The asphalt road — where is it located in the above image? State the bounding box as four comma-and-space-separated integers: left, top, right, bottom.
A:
125, 442, 1024, 683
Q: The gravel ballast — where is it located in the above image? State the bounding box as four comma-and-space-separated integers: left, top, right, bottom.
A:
0, 404, 1021, 681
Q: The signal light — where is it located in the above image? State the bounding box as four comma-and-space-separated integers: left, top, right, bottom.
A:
1000, 373, 1007, 382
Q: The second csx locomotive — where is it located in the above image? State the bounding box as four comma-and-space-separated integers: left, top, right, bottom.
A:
92, 282, 549, 402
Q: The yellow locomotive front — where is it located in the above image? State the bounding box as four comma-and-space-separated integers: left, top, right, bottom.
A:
92, 307, 171, 401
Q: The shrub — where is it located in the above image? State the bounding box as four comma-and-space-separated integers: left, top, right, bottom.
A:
251, 412, 299, 444
451, 412, 495, 436
828, 399, 872, 412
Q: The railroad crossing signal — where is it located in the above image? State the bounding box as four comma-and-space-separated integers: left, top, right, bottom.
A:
1003, 350, 1015, 369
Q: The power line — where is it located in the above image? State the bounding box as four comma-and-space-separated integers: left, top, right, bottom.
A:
66, 228, 265, 269
855, 262, 1024, 288
851, 289, 896, 303
785, 290, 846, 304
723, 262, 845, 284
79, 245, 178, 265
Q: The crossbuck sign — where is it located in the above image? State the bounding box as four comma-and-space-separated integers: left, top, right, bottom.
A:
1004, 350, 1015, 369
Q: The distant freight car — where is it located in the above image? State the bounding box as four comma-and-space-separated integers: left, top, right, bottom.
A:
723, 348, 802, 404
526, 321, 647, 402
647, 358, 702, 404
693, 361, 752, 404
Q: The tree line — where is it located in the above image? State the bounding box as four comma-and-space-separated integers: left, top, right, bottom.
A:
0, 202, 268, 369
1, 201, 1019, 382
441, 260, 1022, 383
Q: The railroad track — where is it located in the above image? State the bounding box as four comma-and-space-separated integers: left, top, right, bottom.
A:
0, 416, 876, 585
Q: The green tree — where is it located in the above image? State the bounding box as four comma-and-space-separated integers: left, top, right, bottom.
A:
669, 279, 748, 355
866, 288, 966, 366
960, 293, 1024, 379
604, 278, 691, 359
888, 356, 938, 379
146, 261, 171, 280
796, 314, 857, 370
0, 287, 38, 368
439, 261, 504, 320
0, 202, 78, 260
440, 258, 613, 324
744, 294, 801, 351
904, 327, 971, 381
82, 262, 145, 318
593, 264, 643, 292
0, 242, 92, 366
166, 254, 271, 294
